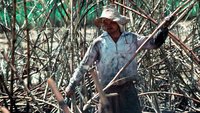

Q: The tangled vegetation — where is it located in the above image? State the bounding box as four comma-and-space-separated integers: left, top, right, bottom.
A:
0, 0, 199, 113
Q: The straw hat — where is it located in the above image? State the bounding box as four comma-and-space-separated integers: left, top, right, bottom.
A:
94, 4, 130, 28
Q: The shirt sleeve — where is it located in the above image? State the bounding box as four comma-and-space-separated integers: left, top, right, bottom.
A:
136, 33, 157, 49
136, 28, 168, 49
68, 40, 99, 87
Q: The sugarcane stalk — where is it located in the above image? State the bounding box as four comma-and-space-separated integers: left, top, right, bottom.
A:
47, 78, 70, 113
168, 32, 200, 65
10, 0, 17, 112
90, 68, 113, 113
23, 0, 31, 90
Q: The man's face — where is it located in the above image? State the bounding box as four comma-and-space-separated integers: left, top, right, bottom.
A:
101, 18, 120, 33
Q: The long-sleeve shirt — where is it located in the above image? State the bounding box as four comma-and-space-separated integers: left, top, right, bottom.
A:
68, 31, 162, 88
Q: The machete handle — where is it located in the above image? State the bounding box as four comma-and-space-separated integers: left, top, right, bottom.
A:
47, 78, 70, 113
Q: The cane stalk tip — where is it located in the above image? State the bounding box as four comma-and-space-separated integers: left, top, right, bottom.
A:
47, 78, 53, 84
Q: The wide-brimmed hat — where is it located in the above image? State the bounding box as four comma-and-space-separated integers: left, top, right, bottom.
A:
94, 4, 130, 27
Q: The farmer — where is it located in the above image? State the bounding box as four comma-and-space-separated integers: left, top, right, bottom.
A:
65, 4, 169, 113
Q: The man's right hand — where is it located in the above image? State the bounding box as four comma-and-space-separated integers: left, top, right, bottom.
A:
162, 14, 175, 28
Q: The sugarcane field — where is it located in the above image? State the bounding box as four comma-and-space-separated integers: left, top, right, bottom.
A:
0, 0, 200, 113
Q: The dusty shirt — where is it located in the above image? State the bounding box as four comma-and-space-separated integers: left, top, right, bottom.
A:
69, 31, 156, 87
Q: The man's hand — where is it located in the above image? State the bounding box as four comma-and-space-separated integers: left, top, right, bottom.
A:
162, 14, 175, 28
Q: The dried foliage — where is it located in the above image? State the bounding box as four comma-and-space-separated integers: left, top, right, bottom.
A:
0, 0, 199, 113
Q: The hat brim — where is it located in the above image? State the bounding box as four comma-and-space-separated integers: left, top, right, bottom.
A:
94, 16, 130, 28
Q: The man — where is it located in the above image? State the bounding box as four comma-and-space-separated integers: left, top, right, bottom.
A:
66, 4, 169, 113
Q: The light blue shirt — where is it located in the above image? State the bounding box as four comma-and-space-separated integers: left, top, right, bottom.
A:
69, 31, 156, 87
